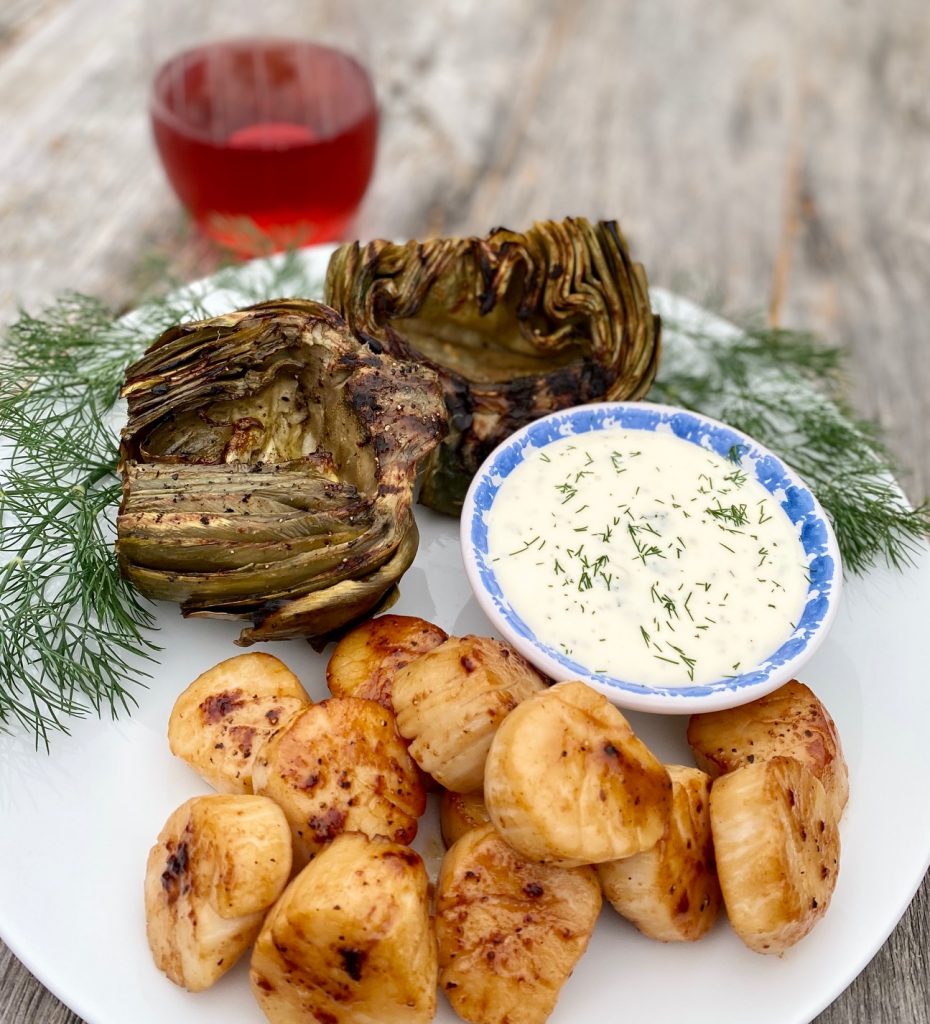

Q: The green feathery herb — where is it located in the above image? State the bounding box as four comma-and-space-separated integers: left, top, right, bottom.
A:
0, 295, 154, 744
705, 502, 750, 527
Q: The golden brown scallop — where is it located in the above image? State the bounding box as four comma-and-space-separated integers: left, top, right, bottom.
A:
597, 764, 721, 942
144, 794, 292, 991
392, 635, 547, 793
326, 614, 449, 711
484, 680, 671, 866
710, 756, 840, 954
435, 823, 601, 1024
168, 652, 311, 794
251, 697, 426, 869
251, 832, 437, 1024
687, 679, 848, 823
439, 789, 491, 848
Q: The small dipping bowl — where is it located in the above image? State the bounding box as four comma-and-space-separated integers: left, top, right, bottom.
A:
460, 402, 842, 714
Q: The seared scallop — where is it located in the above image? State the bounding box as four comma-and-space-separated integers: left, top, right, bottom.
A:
251, 831, 437, 1024
435, 823, 601, 1024
392, 635, 547, 792
484, 680, 671, 866
710, 755, 840, 954
687, 679, 849, 823
439, 789, 491, 848
144, 794, 292, 991
168, 652, 311, 794
251, 697, 426, 868
326, 614, 448, 711
597, 764, 721, 942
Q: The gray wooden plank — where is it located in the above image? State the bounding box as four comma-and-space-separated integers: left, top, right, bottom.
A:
0, 0, 64, 54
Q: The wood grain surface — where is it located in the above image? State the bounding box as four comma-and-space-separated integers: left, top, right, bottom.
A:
1, 0, 928, 1022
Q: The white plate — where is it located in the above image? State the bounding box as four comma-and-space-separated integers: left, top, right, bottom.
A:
2, 248, 930, 1024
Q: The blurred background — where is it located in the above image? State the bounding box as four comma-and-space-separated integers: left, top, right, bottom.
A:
1, 0, 929, 1020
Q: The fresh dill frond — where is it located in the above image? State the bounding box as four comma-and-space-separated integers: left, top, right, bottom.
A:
0, 253, 320, 744
705, 502, 750, 527
0, 296, 154, 744
650, 313, 930, 574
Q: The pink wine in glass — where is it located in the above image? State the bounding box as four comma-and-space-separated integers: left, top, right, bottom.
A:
151, 39, 378, 254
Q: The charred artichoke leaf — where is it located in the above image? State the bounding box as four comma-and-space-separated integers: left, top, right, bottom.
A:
326, 217, 661, 514
117, 299, 447, 644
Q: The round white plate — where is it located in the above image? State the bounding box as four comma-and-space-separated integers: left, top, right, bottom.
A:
2, 248, 929, 1024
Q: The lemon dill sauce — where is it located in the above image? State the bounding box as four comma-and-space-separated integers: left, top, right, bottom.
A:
486, 430, 810, 687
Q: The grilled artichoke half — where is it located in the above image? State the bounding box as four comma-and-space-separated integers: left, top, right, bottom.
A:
326, 217, 661, 514
117, 300, 447, 645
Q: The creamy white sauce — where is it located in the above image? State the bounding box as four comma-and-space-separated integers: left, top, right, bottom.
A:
486, 429, 809, 687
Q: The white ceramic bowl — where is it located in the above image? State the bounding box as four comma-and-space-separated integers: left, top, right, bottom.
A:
460, 401, 843, 714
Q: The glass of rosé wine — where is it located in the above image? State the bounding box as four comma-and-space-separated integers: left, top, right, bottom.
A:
144, 1, 377, 256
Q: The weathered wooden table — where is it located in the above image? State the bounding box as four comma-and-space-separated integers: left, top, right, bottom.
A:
2, 1, 928, 1021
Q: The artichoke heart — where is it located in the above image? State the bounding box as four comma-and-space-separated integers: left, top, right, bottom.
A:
325, 217, 661, 514
117, 299, 447, 645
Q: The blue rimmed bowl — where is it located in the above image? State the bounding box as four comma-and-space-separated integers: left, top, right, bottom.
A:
460, 401, 843, 715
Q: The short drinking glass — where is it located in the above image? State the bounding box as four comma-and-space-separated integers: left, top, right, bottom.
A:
145, 1, 377, 255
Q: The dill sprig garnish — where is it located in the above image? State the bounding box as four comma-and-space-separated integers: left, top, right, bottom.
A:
0, 295, 157, 745
0, 254, 319, 744
705, 502, 750, 527
650, 310, 930, 573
